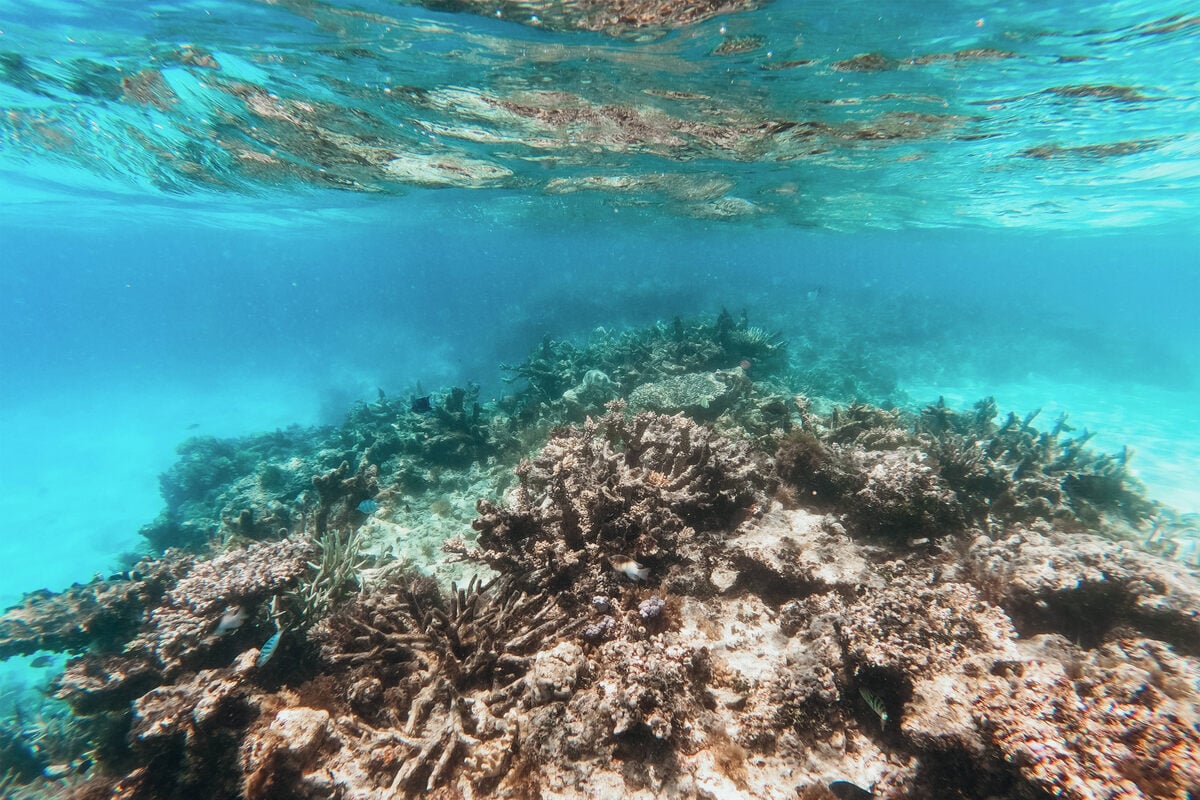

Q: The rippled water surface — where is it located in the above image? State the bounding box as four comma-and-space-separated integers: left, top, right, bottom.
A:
2, 0, 1198, 227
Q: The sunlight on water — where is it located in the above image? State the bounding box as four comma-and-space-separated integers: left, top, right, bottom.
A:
0, 0, 1197, 228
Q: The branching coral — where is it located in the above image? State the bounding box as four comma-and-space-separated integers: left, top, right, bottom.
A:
290, 525, 369, 625
776, 396, 1157, 541
472, 401, 773, 597
313, 572, 577, 792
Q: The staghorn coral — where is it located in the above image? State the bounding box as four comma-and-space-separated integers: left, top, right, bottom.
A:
472, 401, 773, 598
313, 572, 577, 793
290, 525, 369, 625
776, 396, 1157, 542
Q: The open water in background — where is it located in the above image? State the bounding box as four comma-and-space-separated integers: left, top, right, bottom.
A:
0, 0, 1198, 694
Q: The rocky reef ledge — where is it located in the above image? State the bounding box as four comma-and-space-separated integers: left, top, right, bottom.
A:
1, 314, 1196, 800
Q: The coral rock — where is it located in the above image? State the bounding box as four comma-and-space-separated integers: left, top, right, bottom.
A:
628, 371, 739, 420
131, 538, 313, 675
529, 641, 585, 705
968, 525, 1200, 651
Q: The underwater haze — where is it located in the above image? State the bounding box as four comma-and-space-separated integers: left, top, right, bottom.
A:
0, 0, 1199, 797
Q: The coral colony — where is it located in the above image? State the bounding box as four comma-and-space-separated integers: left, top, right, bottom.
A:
1, 312, 1198, 800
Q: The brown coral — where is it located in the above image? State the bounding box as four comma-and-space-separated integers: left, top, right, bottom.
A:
129, 538, 313, 676
313, 573, 576, 792
472, 402, 773, 598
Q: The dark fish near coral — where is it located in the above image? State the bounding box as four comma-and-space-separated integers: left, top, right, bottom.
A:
411, 395, 433, 414
107, 569, 142, 582
609, 555, 650, 582
256, 627, 283, 667
829, 780, 874, 799
30, 654, 55, 668
357, 499, 379, 514
860, 687, 889, 729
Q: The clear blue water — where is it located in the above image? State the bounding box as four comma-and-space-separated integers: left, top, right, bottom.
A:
0, 0, 1198, 765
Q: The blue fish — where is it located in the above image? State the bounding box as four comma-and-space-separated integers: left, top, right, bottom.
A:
256, 628, 283, 667
357, 499, 379, 514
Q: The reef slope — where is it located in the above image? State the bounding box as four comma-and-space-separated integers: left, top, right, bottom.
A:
1, 315, 1196, 800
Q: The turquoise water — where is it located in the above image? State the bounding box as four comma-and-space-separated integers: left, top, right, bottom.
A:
0, 0, 1198, 793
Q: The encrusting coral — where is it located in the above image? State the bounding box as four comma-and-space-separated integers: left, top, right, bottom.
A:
0, 314, 1197, 800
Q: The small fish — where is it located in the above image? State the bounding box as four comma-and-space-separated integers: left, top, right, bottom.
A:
609, 555, 650, 582
107, 569, 142, 582
859, 687, 889, 730
256, 628, 283, 667
829, 780, 874, 800
410, 395, 433, 414
30, 654, 55, 669
215, 605, 247, 635
357, 499, 379, 514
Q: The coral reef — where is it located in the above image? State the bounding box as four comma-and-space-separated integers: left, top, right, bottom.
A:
501, 311, 791, 431
471, 401, 774, 599
775, 395, 1156, 541
1, 317, 1196, 800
